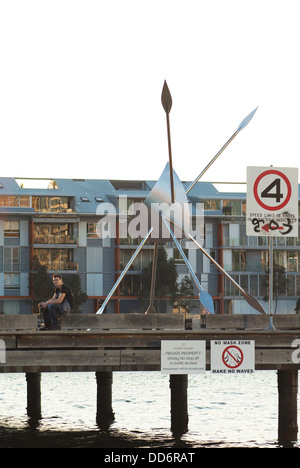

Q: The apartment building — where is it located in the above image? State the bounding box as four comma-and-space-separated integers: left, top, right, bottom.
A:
0, 177, 299, 315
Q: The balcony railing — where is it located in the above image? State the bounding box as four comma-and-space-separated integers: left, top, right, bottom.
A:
47, 261, 78, 271
33, 235, 77, 245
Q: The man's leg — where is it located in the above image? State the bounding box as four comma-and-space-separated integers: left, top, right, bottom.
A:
42, 308, 52, 329
48, 304, 60, 329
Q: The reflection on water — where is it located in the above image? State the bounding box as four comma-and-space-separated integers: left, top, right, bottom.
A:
0, 371, 298, 448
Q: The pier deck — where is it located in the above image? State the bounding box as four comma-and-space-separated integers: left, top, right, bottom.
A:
0, 313, 299, 373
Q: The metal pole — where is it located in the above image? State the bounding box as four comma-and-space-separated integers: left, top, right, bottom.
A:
166, 112, 175, 203
146, 81, 175, 315
269, 236, 274, 315
185, 131, 239, 194
185, 107, 258, 194
145, 241, 158, 314
97, 227, 153, 314
267, 236, 276, 330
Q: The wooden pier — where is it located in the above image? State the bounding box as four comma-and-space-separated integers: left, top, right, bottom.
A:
0, 313, 300, 444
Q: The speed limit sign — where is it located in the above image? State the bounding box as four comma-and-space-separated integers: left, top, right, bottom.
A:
246, 167, 298, 237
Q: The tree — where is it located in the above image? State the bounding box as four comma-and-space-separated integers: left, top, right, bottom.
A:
176, 275, 198, 317
140, 246, 178, 312
262, 263, 287, 314
64, 274, 88, 313
30, 256, 54, 313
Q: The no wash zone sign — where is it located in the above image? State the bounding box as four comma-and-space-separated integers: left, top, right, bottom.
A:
210, 340, 255, 374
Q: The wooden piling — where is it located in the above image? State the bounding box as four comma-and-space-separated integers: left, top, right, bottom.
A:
277, 370, 298, 445
26, 372, 41, 420
95, 371, 115, 429
169, 374, 189, 437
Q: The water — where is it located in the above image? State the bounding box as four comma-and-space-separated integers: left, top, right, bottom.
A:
0, 371, 298, 448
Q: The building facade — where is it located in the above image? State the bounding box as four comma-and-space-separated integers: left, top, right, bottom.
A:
0, 177, 299, 315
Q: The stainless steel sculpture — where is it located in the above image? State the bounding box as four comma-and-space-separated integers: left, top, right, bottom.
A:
97, 82, 265, 315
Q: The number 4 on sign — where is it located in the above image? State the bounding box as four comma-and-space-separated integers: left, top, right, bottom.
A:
261, 178, 283, 203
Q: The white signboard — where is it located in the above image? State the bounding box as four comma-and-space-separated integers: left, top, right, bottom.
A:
246, 166, 298, 237
211, 340, 255, 374
161, 340, 206, 374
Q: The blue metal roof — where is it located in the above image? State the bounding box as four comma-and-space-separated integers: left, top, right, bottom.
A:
0, 177, 299, 215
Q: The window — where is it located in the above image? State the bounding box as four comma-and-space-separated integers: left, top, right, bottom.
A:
34, 249, 77, 270
6, 196, 17, 207
20, 196, 30, 207
240, 275, 248, 292
287, 251, 298, 272
32, 197, 70, 213
4, 273, 20, 289
241, 201, 246, 216
200, 199, 221, 210
120, 275, 141, 296
250, 275, 258, 295
273, 250, 300, 272
223, 200, 243, 216
3, 300, 20, 314
120, 249, 152, 271
4, 221, 19, 237
259, 275, 267, 297
232, 250, 246, 271
224, 274, 240, 296
50, 197, 69, 212
4, 247, 20, 272
173, 247, 188, 265
287, 276, 296, 296
33, 223, 75, 244
0, 196, 30, 207
110, 180, 149, 191
296, 276, 300, 296
87, 223, 99, 238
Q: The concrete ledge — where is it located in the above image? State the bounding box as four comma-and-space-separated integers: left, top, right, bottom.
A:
0, 315, 37, 331
61, 313, 185, 330
199, 314, 300, 330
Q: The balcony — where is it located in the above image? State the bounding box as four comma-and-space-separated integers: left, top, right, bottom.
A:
33, 234, 77, 245
34, 249, 78, 272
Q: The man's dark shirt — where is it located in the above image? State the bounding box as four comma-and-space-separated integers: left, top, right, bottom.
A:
55, 283, 72, 305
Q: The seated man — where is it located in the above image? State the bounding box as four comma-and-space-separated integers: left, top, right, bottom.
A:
39, 274, 73, 330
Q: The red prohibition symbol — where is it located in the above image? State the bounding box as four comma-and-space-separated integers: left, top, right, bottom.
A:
222, 345, 244, 369
253, 170, 292, 211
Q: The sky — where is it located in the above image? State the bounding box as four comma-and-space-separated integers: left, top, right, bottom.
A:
1, 0, 300, 185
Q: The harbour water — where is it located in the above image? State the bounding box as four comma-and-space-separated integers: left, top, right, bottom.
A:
0, 370, 298, 448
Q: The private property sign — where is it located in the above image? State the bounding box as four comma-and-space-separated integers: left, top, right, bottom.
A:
211, 340, 255, 374
161, 340, 206, 374
246, 166, 298, 237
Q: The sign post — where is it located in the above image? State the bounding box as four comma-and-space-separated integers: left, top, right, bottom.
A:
247, 166, 298, 326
